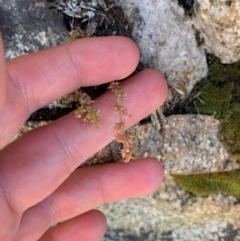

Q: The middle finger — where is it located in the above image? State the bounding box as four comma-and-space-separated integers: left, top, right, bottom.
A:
0, 69, 167, 212
0, 37, 139, 148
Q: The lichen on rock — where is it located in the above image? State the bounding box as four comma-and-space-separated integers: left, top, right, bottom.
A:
193, 0, 240, 63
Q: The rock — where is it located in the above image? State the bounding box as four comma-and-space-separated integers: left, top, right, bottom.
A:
100, 175, 240, 241
85, 114, 240, 174
193, 0, 240, 63
0, 0, 68, 59
117, 0, 208, 99
161, 114, 239, 174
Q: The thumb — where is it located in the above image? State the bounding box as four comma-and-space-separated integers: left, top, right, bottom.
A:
0, 36, 6, 111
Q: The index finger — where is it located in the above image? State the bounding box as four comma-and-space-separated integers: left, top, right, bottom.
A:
0, 37, 139, 148
7, 36, 139, 110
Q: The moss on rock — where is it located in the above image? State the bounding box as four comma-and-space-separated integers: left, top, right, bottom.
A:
189, 55, 240, 161
172, 170, 240, 197
172, 55, 240, 196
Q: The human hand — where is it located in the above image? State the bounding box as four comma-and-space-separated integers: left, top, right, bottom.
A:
0, 36, 167, 241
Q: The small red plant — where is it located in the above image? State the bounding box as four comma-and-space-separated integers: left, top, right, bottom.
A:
75, 82, 134, 163
75, 90, 100, 127
108, 82, 134, 163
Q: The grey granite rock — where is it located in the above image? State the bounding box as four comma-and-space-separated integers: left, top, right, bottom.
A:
117, 0, 208, 100
86, 115, 240, 174
160, 114, 239, 174
100, 175, 240, 241
0, 0, 68, 59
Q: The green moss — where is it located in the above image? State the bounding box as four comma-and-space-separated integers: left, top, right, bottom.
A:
172, 170, 240, 197
66, 28, 88, 42
190, 55, 240, 161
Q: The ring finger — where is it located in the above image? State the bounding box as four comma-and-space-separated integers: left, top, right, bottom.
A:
18, 159, 163, 241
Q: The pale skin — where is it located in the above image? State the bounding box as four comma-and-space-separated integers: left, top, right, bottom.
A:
0, 36, 168, 241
